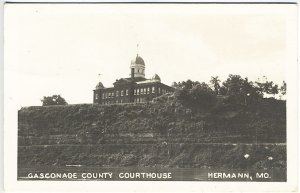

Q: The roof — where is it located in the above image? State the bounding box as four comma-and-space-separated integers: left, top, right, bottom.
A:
136, 79, 158, 84
131, 54, 145, 66
95, 82, 104, 89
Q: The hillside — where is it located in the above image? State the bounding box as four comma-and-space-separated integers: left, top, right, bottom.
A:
18, 94, 286, 170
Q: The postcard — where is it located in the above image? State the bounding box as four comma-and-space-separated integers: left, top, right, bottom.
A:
4, 2, 298, 192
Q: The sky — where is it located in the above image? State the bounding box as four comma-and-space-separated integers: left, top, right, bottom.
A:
4, 4, 293, 107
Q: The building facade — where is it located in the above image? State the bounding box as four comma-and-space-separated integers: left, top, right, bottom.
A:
93, 54, 174, 104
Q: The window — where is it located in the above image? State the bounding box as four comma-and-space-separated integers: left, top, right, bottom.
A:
137, 89, 140, 95
158, 88, 161, 94
112, 92, 114, 97
102, 93, 104, 99
116, 100, 118, 104
120, 99, 123, 103
134, 89, 137, 95
121, 90, 124, 96
126, 89, 128, 96
152, 87, 155, 93
147, 88, 150, 94
116, 91, 119, 97
95, 94, 98, 100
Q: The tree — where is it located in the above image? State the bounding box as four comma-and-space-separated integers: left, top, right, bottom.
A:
270, 84, 279, 97
280, 81, 286, 96
41, 95, 68, 106
171, 82, 178, 88
173, 80, 200, 89
222, 74, 244, 96
255, 77, 279, 97
183, 79, 194, 89
222, 74, 262, 105
174, 82, 217, 109
210, 76, 221, 95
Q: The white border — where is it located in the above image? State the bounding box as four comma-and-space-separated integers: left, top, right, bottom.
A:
3, 3, 298, 192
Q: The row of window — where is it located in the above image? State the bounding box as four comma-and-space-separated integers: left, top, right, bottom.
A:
134, 87, 155, 95
95, 87, 169, 100
102, 100, 124, 104
101, 98, 146, 104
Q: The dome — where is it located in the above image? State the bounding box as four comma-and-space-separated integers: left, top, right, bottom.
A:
152, 74, 161, 82
131, 54, 145, 66
95, 82, 104, 89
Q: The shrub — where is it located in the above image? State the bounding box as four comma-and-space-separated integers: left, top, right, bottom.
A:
41, 95, 67, 106
175, 83, 217, 109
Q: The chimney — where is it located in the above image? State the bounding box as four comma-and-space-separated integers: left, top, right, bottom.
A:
131, 68, 134, 79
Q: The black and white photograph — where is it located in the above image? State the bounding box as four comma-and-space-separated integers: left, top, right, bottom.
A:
4, 2, 298, 192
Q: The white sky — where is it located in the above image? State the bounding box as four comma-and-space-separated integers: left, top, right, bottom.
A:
4, 4, 292, 107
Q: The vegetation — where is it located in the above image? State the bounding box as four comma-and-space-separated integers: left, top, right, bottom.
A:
174, 82, 217, 109
173, 74, 286, 107
41, 95, 68, 106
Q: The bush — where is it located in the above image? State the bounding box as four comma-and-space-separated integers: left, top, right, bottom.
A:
175, 84, 217, 109
41, 95, 68, 106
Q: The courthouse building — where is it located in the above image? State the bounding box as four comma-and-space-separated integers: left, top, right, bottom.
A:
93, 54, 174, 104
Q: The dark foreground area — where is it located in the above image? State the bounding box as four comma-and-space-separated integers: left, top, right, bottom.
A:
18, 96, 286, 180
19, 143, 286, 169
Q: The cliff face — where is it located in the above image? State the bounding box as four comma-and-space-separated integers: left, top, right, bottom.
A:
18, 95, 286, 169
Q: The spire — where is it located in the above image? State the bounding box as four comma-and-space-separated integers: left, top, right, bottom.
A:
136, 44, 139, 56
